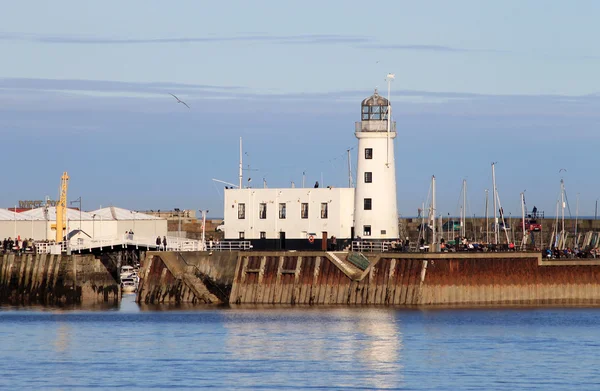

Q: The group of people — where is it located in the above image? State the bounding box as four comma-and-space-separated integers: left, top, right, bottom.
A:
2, 237, 36, 254
155, 236, 168, 251
544, 247, 599, 259
416, 236, 518, 252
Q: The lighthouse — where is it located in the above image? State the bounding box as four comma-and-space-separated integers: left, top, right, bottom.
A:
353, 80, 399, 240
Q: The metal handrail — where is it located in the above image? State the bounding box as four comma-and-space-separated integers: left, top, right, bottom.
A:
34, 235, 252, 254
351, 241, 394, 253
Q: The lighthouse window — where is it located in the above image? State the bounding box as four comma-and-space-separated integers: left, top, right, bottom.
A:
301, 203, 309, 219
239, 231, 245, 239
260, 231, 266, 239
364, 198, 372, 210
362, 106, 369, 121
363, 225, 371, 236
279, 203, 286, 219
365, 148, 373, 159
321, 203, 328, 219
238, 203, 246, 219
364, 172, 372, 183
370, 105, 381, 120
259, 203, 267, 219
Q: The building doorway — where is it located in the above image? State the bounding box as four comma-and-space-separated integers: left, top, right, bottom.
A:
279, 232, 286, 250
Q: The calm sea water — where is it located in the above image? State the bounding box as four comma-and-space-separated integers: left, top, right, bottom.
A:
1, 296, 599, 390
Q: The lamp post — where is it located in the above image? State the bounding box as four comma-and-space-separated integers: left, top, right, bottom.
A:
174, 208, 181, 238
132, 211, 137, 234
447, 213, 450, 242
596, 198, 598, 220
92, 214, 96, 238
199, 209, 209, 250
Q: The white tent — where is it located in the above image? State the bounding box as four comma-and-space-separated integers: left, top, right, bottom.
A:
88, 207, 166, 240
0, 208, 45, 240
0, 206, 167, 242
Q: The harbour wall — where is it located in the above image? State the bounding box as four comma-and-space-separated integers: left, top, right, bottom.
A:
136, 251, 238, 304
0, 253, 120, 306
138, 251, 600, 306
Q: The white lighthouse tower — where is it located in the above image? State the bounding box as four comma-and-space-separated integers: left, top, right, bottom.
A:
353, 75, 399, 240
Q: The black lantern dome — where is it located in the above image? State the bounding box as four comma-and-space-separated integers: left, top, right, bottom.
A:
361, 88, 390, 121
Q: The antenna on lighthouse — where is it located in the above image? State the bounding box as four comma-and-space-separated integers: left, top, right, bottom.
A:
385, 73, 395, 167
238, 137, 243, 189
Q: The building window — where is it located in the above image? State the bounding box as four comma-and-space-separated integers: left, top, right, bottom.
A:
381, 230, 386, 235
238, 203, 245, 219
320, 203, 328, 219
260, 231, 266, 239
363, 225, 371, 236
364, 198, 372, 210
365, 148, 373, 159
301, 203, 309, 219
259, 203, 267, 219
364, 172, 372, 183
239, 231, 245, 239
279, 203, 286, 219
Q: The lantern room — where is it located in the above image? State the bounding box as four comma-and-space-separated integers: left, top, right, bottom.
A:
361, 88, 389, 121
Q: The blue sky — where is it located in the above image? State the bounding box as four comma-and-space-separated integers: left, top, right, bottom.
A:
1, 0, 599, 218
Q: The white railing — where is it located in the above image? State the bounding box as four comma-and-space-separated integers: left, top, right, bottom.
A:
354, 121, 397, 132
206, 241, 252, 251
36, 242, 67, 254
35, 235, 252, 254
352, 241, 400, 253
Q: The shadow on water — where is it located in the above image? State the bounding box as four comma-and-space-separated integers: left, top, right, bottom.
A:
6, 292, 600, 313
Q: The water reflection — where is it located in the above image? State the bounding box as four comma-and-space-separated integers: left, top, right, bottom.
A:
222, 306, 404, 389
54, 323, 71, 354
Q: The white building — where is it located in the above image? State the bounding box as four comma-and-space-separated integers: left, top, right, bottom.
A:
0, 206, 167, 246
222, 89, 400, 249
223, 187, 355, 249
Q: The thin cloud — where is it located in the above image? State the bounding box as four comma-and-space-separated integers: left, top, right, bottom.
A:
0, 77, 244, 96
357, 43, 504, 53
0, 32, 371, 45
2, 77, 600, 117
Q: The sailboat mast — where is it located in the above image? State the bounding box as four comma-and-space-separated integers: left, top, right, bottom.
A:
521, 192, 526, 250
485, 189, 489, 243
575, 193, 579, 249
347, 149, 353, 188
561, 179, 565, 245
492, 163, 498, 244
462, 179, 467, 237
432, 175, 438, 252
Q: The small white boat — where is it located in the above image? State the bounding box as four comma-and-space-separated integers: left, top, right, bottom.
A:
121, 277, 137, 294
120, 265, 135, 280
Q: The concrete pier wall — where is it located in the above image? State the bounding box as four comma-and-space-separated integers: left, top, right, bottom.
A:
139, 251, 600, 306
136, 251, 238, 304
0, 253, 120, 306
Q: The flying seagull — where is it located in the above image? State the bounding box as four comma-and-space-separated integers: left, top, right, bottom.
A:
169, 93, 190, 109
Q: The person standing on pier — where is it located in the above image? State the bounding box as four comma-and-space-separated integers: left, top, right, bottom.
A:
162, 236, 167, 251
156, 236, 162, 250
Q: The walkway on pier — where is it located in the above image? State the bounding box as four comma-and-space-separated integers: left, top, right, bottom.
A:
35, 234, 252, 254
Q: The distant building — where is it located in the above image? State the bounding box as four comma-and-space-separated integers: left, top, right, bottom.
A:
0, 206, 167, 244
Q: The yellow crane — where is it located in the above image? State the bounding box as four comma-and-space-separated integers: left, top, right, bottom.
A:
55, 172, 69, 242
